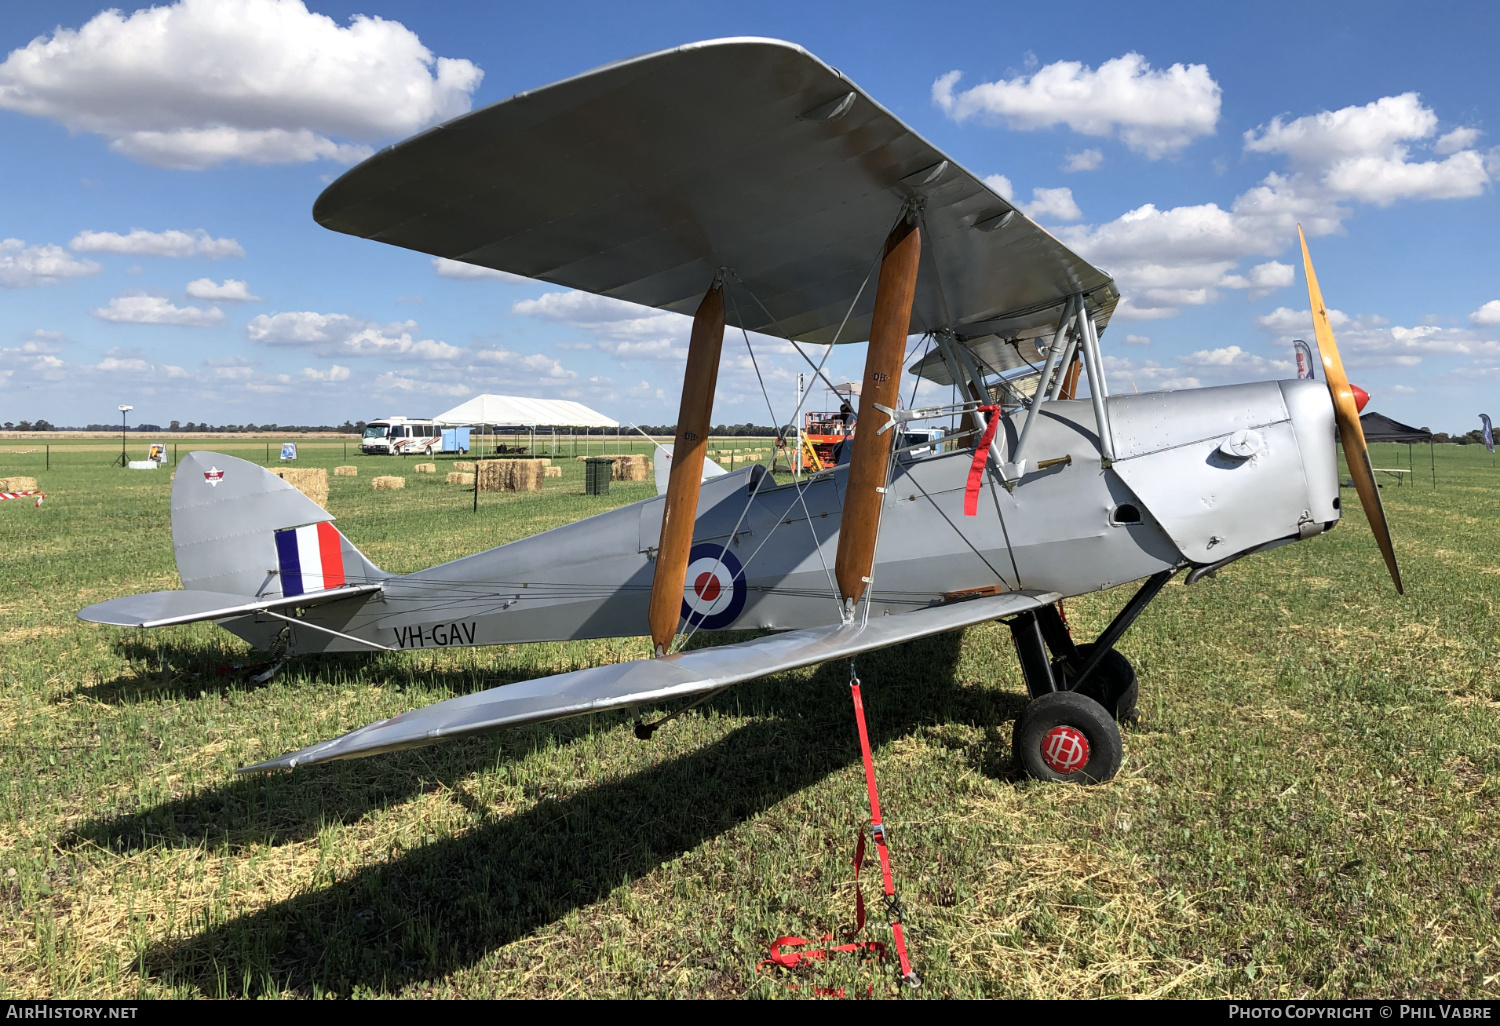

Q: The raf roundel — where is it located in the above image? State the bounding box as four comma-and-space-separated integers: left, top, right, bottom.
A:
680, 543, 747, 631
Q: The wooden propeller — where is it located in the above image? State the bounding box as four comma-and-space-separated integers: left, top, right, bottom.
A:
1298, 226, 1403, 595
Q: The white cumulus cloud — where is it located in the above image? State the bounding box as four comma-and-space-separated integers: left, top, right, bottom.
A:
933, 53, 1220, 158
1063, 148, 1103, 172
472, 347, 573, 378
0, 0, 483, 169
1219, 260, 1295, 297
71, 228, 243, 258
1179, 345, 1292, 376
247, 310, 462, 360
300, 364, 350, 383
432, 257, 529, 283
1469, 300, 1500, 326
185, 277, 259, 301
1257, 306, 1500, 369
1434, 127, 1482, 154
1058, 93, 1490, 321
94, 349, 191, 376
1019, 186, 1082, 222
372, 372, 473, 397
982, 178, 1081, 221
512, 290, 690, 356
1243, 93, 1489, 205
0, 238, 101, 288
982, 174, 1014, 200
93, 293, 224, 326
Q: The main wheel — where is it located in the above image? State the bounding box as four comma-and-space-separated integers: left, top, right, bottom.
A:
1052, 643, 1138, 724
1013, 690, 1123, 784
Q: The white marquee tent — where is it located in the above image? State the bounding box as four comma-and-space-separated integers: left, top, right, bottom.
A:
433, 395, 618, 429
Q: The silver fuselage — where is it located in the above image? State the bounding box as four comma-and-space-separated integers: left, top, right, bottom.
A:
223, 379, 1338, 654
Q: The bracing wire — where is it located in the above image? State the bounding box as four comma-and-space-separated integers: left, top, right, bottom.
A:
672, 251, 883, 649
727, 287, 842, 610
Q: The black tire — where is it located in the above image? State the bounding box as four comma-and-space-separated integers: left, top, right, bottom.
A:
1013, 690, 1123, 785
1052, 643, 1139, 724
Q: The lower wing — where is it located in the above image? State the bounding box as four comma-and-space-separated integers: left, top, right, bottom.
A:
242, 589, 1058, 771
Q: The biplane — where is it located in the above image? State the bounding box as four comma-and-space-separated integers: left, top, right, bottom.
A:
80, 38, 1400, 790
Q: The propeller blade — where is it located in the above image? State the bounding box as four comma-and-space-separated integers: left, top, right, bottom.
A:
1298, 226, 1403, 594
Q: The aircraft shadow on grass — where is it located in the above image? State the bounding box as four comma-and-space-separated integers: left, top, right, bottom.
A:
80, 632, 1026, 996
88, 636, 563, 704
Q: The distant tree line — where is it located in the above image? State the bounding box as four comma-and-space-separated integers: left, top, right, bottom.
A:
0, 420, 369, 433
1429, 429, 1491, 445
636, 423, 780, 436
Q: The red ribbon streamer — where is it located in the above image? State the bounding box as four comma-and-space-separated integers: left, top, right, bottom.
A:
963, 405, 1001, 516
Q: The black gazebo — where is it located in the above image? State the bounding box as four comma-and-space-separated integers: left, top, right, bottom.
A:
1359, 410, 1435, 487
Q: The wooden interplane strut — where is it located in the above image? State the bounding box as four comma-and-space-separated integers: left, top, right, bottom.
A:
834, 217, 922, 610
649, 280, 726, 654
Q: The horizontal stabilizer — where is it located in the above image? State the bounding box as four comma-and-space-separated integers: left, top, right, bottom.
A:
79, 583, 383, 629
241, 589, 1058, 772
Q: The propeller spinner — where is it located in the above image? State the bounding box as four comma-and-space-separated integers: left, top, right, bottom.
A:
1297, 226, 1403, 594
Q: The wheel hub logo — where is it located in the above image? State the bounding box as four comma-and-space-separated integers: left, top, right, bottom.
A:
1041, 726, 1089, 773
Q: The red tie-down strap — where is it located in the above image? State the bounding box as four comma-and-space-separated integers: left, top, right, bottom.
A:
757, 825, 886, 997
963, 405, 1001, 516
849, 674, 918, 986
757, 673, 921, 995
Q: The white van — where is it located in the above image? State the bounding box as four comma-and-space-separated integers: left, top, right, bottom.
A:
360, 417, 443, 456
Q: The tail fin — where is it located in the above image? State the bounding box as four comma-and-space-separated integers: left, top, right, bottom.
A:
652, 443, 728, 496
172, 451, 385, 598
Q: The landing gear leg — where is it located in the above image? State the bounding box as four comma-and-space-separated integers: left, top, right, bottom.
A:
1006, 569, 1176, 783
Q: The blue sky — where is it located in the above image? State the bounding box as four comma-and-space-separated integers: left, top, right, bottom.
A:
2, 0, 1497, 431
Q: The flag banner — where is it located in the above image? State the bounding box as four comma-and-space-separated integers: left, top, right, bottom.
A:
1482, 414, 1494, 453
274, 522, 346, 596
1293, 340, 1316, 380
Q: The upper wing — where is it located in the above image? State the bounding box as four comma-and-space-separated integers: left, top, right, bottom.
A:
313, 37, 1115, 347
240, 589, 1059, 771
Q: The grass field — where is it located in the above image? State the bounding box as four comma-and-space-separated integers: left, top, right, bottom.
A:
0, 437, 1496, 999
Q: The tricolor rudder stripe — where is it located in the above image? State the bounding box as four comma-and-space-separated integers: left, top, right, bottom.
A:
275, 522, 347, 596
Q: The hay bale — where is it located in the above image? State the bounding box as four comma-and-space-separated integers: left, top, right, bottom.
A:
372, 475, 405, 490
610, 454, 651, 481
274, 467, 328, 507
453, 461, 476, 472
477, 459, 543, 492
333, 465, 358, 477
747, 454, 761, 462
446, 471, 475, 485
0, 476, 38, 491
413, 463, 437, 474
536, 458, 551, 468
477, 460, 507, 492
544, 466, 562, 478
508, 458, 544, 492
